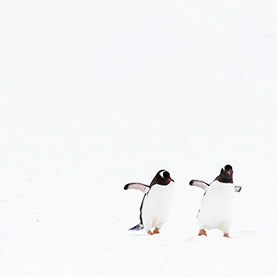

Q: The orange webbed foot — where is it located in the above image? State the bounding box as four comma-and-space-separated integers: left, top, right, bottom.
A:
147, 228, 160, 236
153, 227, 160, 234
198, 229, 207, 236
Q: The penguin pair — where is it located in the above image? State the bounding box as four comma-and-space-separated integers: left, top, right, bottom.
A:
124, 165, 242, 237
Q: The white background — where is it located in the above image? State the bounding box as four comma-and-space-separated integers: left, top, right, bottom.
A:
0, 1, 276, 276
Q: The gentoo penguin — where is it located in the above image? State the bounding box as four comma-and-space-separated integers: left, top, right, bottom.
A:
124, 169, 174, 235
189, 165, 242, 238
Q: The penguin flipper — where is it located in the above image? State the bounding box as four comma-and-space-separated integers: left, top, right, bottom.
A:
189, 180, 209, 190
124, 183, 150, 193
234, 186, 242, 193
128, 223, 144, 231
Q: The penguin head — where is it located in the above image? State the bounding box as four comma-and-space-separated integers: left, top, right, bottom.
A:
217, 164, 233, 183
150, 170, 174, 186
224, 164, 233, 175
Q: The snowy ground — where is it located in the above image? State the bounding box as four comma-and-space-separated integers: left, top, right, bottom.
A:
0, 1, 277, 276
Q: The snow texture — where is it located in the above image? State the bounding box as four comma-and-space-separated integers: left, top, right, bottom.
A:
0, 1, 277, 276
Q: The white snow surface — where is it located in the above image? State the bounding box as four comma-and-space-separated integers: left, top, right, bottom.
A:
0, 1, 277, 276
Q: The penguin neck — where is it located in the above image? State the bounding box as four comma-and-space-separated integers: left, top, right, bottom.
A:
150, 182, 170, 188
149, 177, 171, 187
147, 182, 173, 196
214, 175, 233, 183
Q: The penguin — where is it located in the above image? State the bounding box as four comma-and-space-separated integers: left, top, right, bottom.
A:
124, 169, 174, 235
189, 165, 242, 238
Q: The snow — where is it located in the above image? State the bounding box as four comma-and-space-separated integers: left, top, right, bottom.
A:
0, 0, 277, 276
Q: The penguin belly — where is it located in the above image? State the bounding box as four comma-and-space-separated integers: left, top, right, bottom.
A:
142, 184, 174, 232
197, 181, 234, 233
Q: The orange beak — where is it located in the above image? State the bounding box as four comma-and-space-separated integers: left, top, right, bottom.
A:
169, 178, 175, 182
227, 171, 231, 175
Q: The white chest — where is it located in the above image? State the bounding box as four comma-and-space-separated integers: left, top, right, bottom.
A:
202, 181, 234, 207
143, 183, 174, 218
198, 181, 235, 231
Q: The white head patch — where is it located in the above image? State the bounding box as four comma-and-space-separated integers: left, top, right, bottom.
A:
159, 170, 166, 179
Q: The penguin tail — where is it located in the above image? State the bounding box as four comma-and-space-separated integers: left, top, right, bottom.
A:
128, 223, 144, 231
